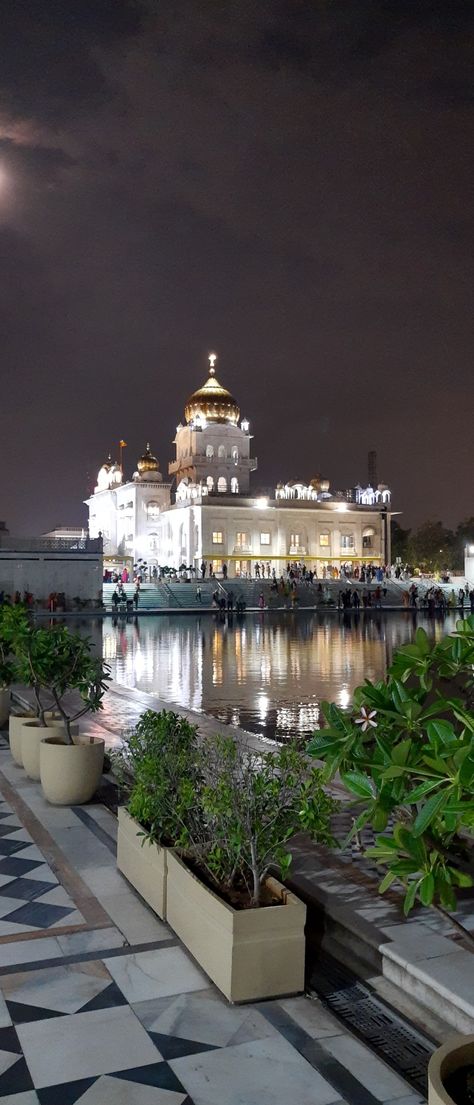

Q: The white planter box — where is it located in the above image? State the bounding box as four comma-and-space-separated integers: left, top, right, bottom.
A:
117, 808, 167, 920
166, 850, 306, 1002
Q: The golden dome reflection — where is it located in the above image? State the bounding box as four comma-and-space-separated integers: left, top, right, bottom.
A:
184, 355, 240, 425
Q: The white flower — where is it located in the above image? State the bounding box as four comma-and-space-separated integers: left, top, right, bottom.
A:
354, 706, 377, 732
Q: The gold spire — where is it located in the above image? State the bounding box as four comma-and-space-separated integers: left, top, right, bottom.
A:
137, 443, 159, 474
184, 353, 240, 425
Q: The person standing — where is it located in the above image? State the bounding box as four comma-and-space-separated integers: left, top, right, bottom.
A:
196, 585, 202, 603
133, 585, 140, 611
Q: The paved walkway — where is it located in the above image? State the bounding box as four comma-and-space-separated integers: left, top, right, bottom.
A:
0, 726, 427, 1105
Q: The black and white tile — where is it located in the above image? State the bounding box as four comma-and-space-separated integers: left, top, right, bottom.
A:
0, 800, 84, 934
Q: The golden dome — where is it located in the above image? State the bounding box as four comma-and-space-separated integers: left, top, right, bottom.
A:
137, 443, 159, 474
184, 357, 240, 425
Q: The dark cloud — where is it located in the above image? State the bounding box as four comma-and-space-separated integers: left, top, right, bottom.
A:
0, 0, 472, 533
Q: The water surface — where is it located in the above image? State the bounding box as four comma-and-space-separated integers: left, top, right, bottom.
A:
96, 610, 457, 742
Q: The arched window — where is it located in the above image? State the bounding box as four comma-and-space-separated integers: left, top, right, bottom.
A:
217, 476, 227, 493
147, 501, 160, 519
207, 475, 214, 491
206, 444, 214, 458
231, 447, 239, 464
218, 445, 226, 459
363, 526, 375, 549
231, 477, 239, 494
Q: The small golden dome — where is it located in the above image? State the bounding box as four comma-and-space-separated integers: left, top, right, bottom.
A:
184, 356, 240, 425
137, 443, 159, 475
310, 475, 322, 491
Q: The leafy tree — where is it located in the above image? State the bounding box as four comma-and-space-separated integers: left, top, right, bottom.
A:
390, 519, 411, 563
16, 625, 110, 741
407, 520, 455, 572
307, 617, 474, 945
453, 517, 474, 572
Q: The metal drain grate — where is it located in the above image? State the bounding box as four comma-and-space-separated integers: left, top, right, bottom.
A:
309, 952, 435, 1098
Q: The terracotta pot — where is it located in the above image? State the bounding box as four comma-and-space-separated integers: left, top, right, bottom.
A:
117, 808, 167, 919
0, 687, 10, 729
428, 1035, 474, 1105
21, 719, 76, 781
40, 734, 105, 805
166, 851, 307, 1002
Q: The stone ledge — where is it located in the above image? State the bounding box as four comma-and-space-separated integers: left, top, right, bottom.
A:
381, 930, 474, 1034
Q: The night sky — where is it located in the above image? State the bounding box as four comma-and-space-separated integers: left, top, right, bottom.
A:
1, 1, 472, 535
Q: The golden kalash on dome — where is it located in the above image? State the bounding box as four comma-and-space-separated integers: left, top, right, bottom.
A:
137, 443, 160, 475
184, 354, 240, 425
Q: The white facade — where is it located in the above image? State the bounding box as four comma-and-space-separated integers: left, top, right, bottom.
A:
85, 446, 171, 567
86, 356, 392, 577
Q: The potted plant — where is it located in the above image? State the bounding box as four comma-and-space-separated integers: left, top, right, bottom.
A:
307, 616, 474, 1102
165, 734, 337, 1002
113, 709, 199, 920
10, 613, 70, 768
23, 625, 110, 804
427, 1034, 474, 1104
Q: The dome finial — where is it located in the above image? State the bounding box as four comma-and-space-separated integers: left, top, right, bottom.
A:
208, 352, 217, 376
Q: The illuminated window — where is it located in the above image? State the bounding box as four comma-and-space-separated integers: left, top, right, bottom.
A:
260, 532, 271, 545
217, 476, 227, 492
230, 477, 239, 493
341, 534, 354, 549
206, 444, 214, 458
236, 532, 247, 547
218, 445, 226, 459
290, 533, 300, 548
212, 531, 223, 544
319, 532, 330, 547
207, 476, 214, 491
232, 447, 239, 463
147, 501, 160, 519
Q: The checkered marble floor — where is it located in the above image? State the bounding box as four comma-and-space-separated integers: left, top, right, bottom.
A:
0, 945, 425, 1105
0, 730, 426, 1105
0, 799, 84, 936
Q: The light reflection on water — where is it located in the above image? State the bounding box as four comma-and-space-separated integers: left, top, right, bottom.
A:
96, 610, 458, 743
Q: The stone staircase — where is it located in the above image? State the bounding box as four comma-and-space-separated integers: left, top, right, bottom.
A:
103, 581, 217, 611
103, 576, 469, 613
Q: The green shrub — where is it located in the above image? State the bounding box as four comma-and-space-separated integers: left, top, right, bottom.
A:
112, 710, 200, 849
307, 616, 474, 943
194, 735, 338, 907
115, 710, 337, 908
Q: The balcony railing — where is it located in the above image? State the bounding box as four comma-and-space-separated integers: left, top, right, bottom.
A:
0, 536, 103, 553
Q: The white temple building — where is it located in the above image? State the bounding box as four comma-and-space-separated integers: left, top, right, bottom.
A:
86, 355, 392, 577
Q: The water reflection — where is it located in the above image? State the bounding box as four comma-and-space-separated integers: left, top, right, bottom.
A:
97, 610, 458, 743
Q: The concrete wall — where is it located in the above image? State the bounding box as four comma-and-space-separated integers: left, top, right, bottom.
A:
464, 550, 474, 585
0, 550, 102, 604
